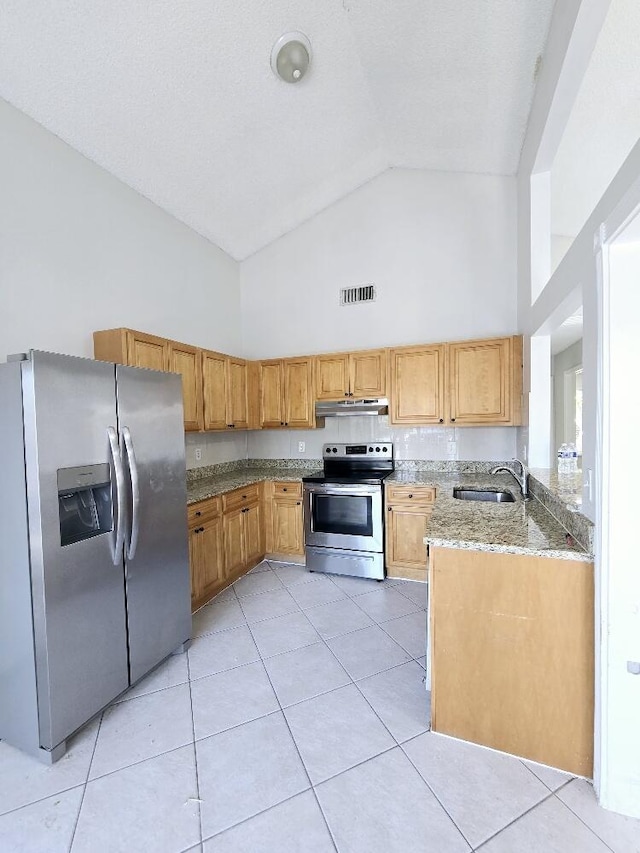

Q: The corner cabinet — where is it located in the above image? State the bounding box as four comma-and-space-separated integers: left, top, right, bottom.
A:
447, 336, 523, 426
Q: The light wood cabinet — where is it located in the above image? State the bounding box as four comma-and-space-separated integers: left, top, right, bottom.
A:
447, 335, 523, 426
315, 349, 387, 400
94, 328, 169, 371
430, 547, 594, 776
259, 357, 314, 429
222, 486, 264, 577
188, 498, 224, 611
202, 350, 248, 430
169, 341, 203, 431
266, 481, 304, 556
389, 345, 445, 425
385, 484, 436, 581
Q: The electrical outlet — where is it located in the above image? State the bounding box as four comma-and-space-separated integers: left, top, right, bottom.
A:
195, 448, 202, 462
298, 441, 305, 453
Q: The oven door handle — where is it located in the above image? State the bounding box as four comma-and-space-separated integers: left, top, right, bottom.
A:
303, 484, 380, 496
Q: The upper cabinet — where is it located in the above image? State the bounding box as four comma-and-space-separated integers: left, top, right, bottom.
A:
202, 350, 248, 431
94, 328, 169, 372
389, 345, 445, 425
169, 341, 203, 431
315, 348, 387, 400
259, 357, 314, 429
447, 336, 523, 426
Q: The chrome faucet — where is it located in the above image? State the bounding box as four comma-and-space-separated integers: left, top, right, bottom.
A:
490, 458, 530, 500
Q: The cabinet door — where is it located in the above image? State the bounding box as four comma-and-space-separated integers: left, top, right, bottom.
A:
126, 331, 168, 371
315, 354, 349, 400
350, 349, 387, 398
271, 497, 304, 555
169, 343, 203, 431
189, 516, 225, 608
284, 358, 315, 428
260, 360, 285, 428
386, 503, 432, 579
223, 508, 245, 577
188, 526, 204, 608
448, 337, 512, 425
389, 345, 445, 425
202, 351, 228, 430
243, 503, 264, 568
227, 358, 248, 429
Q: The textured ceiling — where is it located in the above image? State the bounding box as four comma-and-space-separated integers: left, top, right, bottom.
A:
552, 0, 640, 239
0, 1, 555, 259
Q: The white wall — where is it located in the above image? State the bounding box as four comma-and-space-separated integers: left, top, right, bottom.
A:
240, 168, 517, 358
0, 98, 241, 361
247, 418, 516, 463
553, 338, 583, 455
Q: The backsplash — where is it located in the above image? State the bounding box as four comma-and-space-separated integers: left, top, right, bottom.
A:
185, 430, 248, 469
246, 416, 517, 462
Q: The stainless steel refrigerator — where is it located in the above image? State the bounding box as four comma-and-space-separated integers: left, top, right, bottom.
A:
0, 350, 191, 763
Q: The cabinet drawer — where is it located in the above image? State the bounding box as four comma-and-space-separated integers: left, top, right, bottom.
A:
188, 497, 221, 527
223, 483, 261, 513
271, 481, 303, 498
386, 484, 436, 504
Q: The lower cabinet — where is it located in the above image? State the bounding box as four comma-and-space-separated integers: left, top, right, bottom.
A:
222, 484, 264, 581
188, 498, 225, 611
385, 484, 436, 581
266, 482, 304, 557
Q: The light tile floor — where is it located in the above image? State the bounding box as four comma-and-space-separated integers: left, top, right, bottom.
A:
1, 560, 639, 852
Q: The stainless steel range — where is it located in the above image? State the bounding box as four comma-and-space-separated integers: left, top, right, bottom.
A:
303, 443, 394, 580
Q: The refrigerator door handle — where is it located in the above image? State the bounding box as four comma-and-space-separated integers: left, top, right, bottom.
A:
107, 426, 126, 565
122, 426, 140, 561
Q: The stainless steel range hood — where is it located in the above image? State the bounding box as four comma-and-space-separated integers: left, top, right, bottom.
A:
315, 398, 389, 423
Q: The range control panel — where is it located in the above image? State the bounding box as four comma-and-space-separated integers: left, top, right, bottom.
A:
322, 443, 393, 460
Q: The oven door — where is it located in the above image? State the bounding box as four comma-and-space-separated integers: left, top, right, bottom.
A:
303, 483, 383, 553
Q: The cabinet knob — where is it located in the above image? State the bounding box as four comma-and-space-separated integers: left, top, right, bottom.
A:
439, 418, 444, 423
195, 511, 202, 516
388, 506, 392, 512
280, 421, 284, 426
242, 495, 247, 499
344, 392, 349, 397
283, 487, 287, 492
451, 418, 456, 422
285, 422, 288, 426
408, 494, 413, 498
297, 501, 301, 505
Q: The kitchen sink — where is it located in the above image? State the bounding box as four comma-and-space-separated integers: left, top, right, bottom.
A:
453, 488, 515, 503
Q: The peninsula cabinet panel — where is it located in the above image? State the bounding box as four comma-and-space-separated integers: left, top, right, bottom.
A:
389, 345, 445, 425
284, 358, 315, 428
350, 349, 387, 398
448, 336, 523, 426
430, 547, 594, 776
169, 342, 203, 431
315, 353, 350, 400
202, 350, 229, 430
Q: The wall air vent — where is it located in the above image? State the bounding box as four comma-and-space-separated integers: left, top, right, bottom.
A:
340, 284, 376, 306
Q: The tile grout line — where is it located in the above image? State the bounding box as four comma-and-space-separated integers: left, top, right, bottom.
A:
470, 788, 562, 851
67, 711, 103, 852
549, 782, 618, 853
185, 647, 204, 848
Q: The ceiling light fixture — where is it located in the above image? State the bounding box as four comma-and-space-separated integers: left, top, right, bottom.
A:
270, 32, 312, 84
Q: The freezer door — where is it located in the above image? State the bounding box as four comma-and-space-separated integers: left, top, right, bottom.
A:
22, 352, 130, 751
116, 365, 191, 683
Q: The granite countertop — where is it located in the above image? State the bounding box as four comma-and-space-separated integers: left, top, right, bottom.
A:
411, 472, 590, 561
187, 466, 320, 504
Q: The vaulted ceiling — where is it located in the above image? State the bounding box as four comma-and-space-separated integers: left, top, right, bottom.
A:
0, 1, 555, 259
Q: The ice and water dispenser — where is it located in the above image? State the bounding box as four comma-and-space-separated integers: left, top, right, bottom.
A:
57, 464, 113, 546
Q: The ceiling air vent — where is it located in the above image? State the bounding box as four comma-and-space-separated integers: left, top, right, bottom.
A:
340, 284, 376, 306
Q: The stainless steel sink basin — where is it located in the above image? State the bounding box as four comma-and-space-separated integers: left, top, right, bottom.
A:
453, 488, 515, 503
